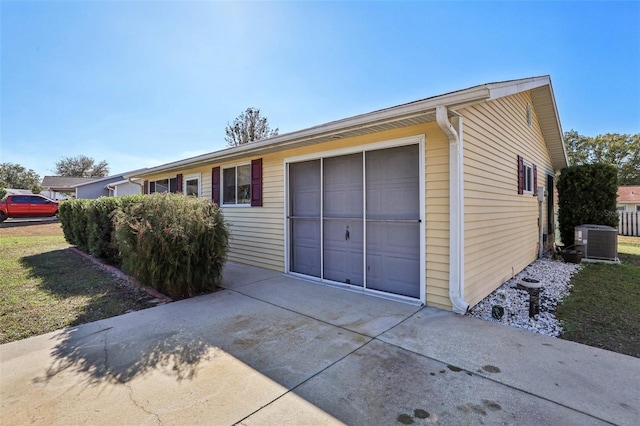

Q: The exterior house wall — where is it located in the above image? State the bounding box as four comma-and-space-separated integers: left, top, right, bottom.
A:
460, 91, 554, 307
113, 181, 143, 196
139, 123, 452, 308
134, 80, 565, 312
76, 182, 110, 199
75, 176, 140, 199
617, 203, 640, 212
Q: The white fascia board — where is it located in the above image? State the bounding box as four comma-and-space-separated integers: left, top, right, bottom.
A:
128, 86, 492, 178
105, 179, 141, 187
486, 76, 550, 101
543, 78, 569, 168
69, 169, 148, 187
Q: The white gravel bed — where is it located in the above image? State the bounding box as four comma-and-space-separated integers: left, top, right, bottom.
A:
468, 258, 583, 337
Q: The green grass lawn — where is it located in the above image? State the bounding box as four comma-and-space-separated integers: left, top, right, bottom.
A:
0, 223, 154, 344
557, 236, 640, 358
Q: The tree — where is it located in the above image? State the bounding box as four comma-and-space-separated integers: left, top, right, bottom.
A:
0, 162, 42, 194
225, 107, 279, 147
557, 163, 618, 246
564, 130, 640, 185
55, 155, 109, 178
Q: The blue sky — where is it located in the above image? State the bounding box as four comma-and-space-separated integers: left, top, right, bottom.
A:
1, 1, 639, 179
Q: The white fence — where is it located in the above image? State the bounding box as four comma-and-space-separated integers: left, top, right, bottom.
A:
618, 211, 639, 236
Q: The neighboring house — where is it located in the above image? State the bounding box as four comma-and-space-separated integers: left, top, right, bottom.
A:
106, 179, 144, 197
41, 176, 97, 200
70, 170, 146, 199
127, 75, 567, 313
617, 186, 640, 212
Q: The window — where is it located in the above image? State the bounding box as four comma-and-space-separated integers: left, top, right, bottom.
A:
523, 162, 534, 193
223, 164, 251, 205
11, 196, 29, 203
517, 155, 537, 195
212, 158, 262, 206
185, 178, 199, 196
149, 177, 177, 194
636, 205, 640, 212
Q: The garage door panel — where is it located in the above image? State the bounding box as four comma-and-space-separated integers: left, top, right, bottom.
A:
366, 221, 420, 298
291, 218, 321, 277
323, 219, 364, 286
290, 160, 320, 217
366, 145, 420, 219
290, 160, 321, 277
323, 154, 363, 217
365, 144, 420, 298
367, 255, 421, 298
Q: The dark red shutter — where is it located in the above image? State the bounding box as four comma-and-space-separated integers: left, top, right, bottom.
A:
517, 155, 524, 194
143, 180, 149, 195
176, 174, 183, 194
212, 167, 220, 205
532, 164, 538, 196
251, 158, 263, 207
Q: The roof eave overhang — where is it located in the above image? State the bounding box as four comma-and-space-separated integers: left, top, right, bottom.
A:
528, 79, 568, 172
126, 75, 568, 178
126, 86, 491, 178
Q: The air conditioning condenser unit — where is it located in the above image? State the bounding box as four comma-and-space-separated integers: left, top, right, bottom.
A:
574, 224, 618, 261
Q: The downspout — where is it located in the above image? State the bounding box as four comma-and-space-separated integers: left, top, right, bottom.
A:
436, 106, 470, 314
128, 178, 143, 189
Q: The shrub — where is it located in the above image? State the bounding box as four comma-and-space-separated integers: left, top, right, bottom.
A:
113, 193, 229, 298
58, 198, 91, 249
87, 197, 122, 265
69, 199, 92, 251
57, 200, 75, 244
557, 163, 618, 246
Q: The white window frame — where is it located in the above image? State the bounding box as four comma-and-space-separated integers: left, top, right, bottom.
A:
523, 161, 534, 194
149, 175, 177, 194
221, 163, 251, 207
183, 173, 201, 197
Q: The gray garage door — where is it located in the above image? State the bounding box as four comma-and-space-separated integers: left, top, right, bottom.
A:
365, 145, 420, 298
289, 144, 420, 299
289, 160, 321, 277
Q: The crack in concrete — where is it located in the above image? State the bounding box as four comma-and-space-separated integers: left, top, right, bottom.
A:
124, 382, 162, 424
102, 325, 111, 378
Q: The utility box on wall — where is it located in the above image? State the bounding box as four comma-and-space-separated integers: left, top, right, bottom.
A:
575, 224, 619, 261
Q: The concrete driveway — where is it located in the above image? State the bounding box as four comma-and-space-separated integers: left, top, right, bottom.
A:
1, 263, 638, 425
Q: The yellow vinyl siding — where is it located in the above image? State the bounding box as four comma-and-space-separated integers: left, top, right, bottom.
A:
138, 123, 452, 307
423, 131, 450, 309
461, 91, 554, 308
218, 154, 285, 271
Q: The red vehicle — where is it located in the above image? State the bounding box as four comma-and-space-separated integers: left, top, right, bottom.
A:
0, 194, 59, 222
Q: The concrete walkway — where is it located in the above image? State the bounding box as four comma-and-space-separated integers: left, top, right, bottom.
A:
1, 263, 638, 425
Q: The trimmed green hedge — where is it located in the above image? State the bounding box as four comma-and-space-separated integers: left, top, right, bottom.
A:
86, 195, 144, 265
112, 193, 229, 298
58, 199, 92, 251
57, 200, 75, 244
557, 163, 618, 246
58, 193, 229, 298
